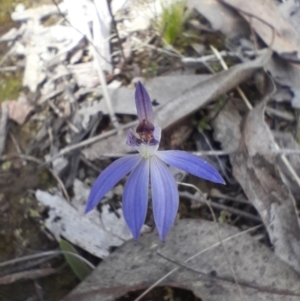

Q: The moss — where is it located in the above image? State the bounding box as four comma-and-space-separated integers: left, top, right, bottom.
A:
0, 72, 22, 102
0, 0, 54, 35
2, 160, 12, 171
0, 0, 16, 35
153, 0, 194, 49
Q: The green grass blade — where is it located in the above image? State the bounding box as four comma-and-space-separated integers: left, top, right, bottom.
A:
59, 239, 92, 280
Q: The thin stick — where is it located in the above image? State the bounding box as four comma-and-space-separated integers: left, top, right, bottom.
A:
51, 0, 119, 131
133, 224, 262, 301
157, 251, 300, 297
0, 268, 57, 284
210, 45, 252, 110
9, 132, 22, 155
47, 147, 300, 164
179, 191, 261, 222
177, 182, 244, 301
0, 250, 95, 270
181, 50, 266, 65
45, 120, 138, 165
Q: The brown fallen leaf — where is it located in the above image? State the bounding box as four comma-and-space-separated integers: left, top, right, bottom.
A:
266, 56, 300, 108
188, 0, 249, 40
0, 268, 57, 284
273, 131, 300, 197
213, 101, 300, 274
278, 0, 300, 35
64, 219, 300, 301
1, 97, 34, 125
0, 104, 8, 156
220, 0, 300, 62
83, 50, 269, 159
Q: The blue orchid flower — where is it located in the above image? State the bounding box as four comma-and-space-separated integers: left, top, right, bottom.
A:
85, 82, 225, 240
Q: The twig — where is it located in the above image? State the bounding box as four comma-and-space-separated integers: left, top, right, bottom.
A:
0, 268, 57, 284
266, 106, 295, 121
51, 0, 120, 131
0, 46, 13, 67
131, 36, 182, 58
0, 250, 95, 270
178, 183, 244, 301
106, 0, 126, 64
210, 188, 249, 205
198, 131, 234, 184
1, 255, 57, 276
79, 155, 101, 173
181, 50, 265, 65
133, 224, 262, 301
47, 99, 80, 133
274, 149, 300, 155
210, 45, 253, 110
45, 120, 138, 165
0, 104, 8, 156
0, 66, 18, 72
182, 51, 229, 64
195, 148, 300, 156
157, 251, 300, 297
179, 191, 260, 222
9, 132, 22, 155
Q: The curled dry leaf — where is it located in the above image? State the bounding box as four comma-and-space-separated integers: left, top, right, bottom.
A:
213, 101, 300, 273
188, 0, 249, 40
278, 0, 300, 34
273, 131, 300, 196
1, 97, 34, 125
266, 56, 300, 108
64, 219, 300, 301
220, 0, 300, 62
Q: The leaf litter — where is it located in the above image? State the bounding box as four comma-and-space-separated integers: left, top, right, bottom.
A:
213, 98, 300, 274
64, 220, 300, 301
0, 0, 300, 300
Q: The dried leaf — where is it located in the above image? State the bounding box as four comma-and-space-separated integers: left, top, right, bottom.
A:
278, 0, 300, 34
213, 102, 300, 273
65, 219, 300, 301
2, 97, 33, 125
11, 4, 66, 22
266, 56, 300, 108
220, 0, 300, 61
155, 51, 269, 129
273, 132, 300, 196
188, 0, 249, 39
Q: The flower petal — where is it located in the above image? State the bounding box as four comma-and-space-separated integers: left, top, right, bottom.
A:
135, 81, 153, 123
126, 129, 142, 150
150, 156, 179, 240
153, 126, 161, 144
127, 127, 161, 158
156, 150, 225, 184
123, 158, 150, 239
85, 155, 141, 213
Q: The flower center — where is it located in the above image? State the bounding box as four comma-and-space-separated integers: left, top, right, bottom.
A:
135, 119, 158, 158
139, 143, 157, 158
136, 119, 155, 143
